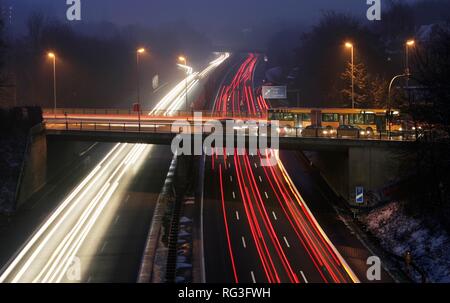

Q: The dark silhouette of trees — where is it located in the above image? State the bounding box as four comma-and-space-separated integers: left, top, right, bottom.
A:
340, 61, 388, 108
401, 23, 450, 224
11, 14, 213, 109
291, 12, 387, 107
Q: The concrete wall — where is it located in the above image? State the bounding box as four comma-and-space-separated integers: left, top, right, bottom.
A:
15, 130, 98, 209
306, 146, 401, 206
15, 126, 47, 208
347, 147, 401, 206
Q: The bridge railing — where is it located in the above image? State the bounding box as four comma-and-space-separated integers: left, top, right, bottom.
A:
42, 108, 267, 119
44, 120, 419, 142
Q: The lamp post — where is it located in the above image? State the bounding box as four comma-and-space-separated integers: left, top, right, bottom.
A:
178, 56, 189, 113
405, 39, 415, 88
345, 42, 355, 109
387, 74, 408, 138
48, 52, 57, 116
136, 47, 146, 130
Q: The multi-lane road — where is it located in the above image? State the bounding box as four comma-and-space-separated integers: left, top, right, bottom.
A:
0, 53, 229, 283
203, 54, 360, 283
0, 52, 394, 283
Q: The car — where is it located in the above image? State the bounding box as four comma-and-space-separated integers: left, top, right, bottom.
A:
302, 125, 335, 137
337, 125, 373, 138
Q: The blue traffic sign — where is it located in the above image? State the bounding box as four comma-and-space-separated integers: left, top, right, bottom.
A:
356, 187, 364, 204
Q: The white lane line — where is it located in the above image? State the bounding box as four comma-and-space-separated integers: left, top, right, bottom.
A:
259, 176, 263, 183
114, 215, 120, 225
235, 211, 240, 221
300, 271, 308, 283
283, 237, 291, 248
254, 163, 258, 169
230, 175, 233, 182
100, 241, 108, 253
87, 276, 92, 283
272, 211, 278, 221
124, 194, 130, 204
241, 236, 247, 248
250, 271, 256, 283
232, 191, 236, 199
264, 192, 269, 199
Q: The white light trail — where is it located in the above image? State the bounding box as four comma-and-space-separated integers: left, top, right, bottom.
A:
0, 53, 229, 283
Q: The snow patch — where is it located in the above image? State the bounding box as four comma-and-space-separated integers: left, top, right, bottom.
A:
363, 202, 450, 282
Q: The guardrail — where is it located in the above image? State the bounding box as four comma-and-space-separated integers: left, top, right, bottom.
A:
42, 108, 267, 119
43, 120, 419, 142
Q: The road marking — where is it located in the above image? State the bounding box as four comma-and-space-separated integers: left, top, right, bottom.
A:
264, 192, 269, 199
232, 191, 236, 199
300, 271, 308, 283
100, 241, 108, 253
235, 211, 240, 221
241, 236, 247, 248
259, 176, 263, 183
283, 237, 291, 248
87, 276, 92, 283
230, 175, 233, 182
272, 211, 278, 220
254, 163, 258, 168
124, 194, 130, 204
250, 271, 256, 283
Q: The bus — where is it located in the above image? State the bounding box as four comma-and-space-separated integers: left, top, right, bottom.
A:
267, 108, 402, 134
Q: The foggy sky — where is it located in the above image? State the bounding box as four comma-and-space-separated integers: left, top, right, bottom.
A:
8, 0, 418, 38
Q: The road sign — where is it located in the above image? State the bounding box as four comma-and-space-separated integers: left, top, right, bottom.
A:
356, 186, 364, 204
262, 86, 287, 99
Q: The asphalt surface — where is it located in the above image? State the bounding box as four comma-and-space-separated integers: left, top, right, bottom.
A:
62, 145, 173, 283
203, 54, 357, 283
0, 53, 230, 283
279, 150, 395, 283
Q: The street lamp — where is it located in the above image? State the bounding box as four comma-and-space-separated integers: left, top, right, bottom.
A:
345, 42, 355, 109
48, 52, 57, 116
178, 56, 189, 113
136, 47, 146, 130
405, 39, 415, 87
387, 74, 408, 138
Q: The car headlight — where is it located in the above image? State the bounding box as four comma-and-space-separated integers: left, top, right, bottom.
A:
360, 131, 366, 135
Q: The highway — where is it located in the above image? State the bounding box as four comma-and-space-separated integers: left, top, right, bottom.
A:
203, 54, 359, 283
0, 53, 229, 283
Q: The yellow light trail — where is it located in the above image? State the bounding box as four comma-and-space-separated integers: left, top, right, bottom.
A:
0, 53, 229, 283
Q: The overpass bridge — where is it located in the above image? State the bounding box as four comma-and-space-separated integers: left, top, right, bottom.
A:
42, 108, 418, 205
43, 108, 417, 151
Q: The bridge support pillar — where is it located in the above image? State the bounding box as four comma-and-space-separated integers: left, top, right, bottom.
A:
306, 146, 401, 206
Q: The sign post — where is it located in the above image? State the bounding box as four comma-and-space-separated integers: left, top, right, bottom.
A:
356, 186, 364, 204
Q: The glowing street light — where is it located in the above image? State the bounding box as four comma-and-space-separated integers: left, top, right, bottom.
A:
345, 42, 355, 109
136, 47, 147, 130
405, 39, 415, 76
178, 56, 189, 112
47, 52, 57, 116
